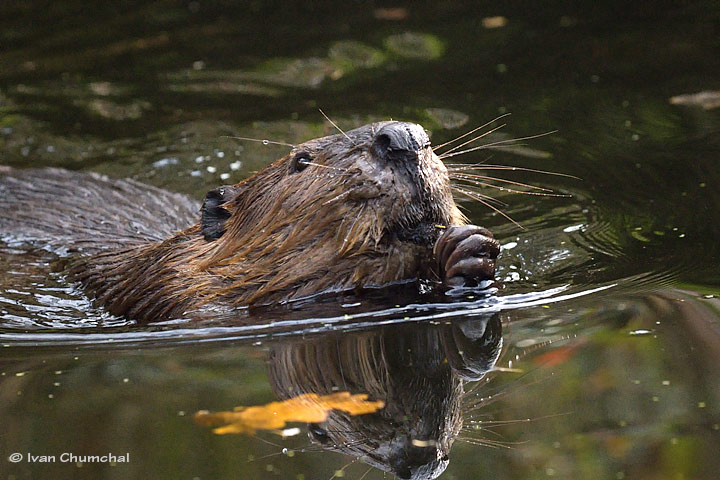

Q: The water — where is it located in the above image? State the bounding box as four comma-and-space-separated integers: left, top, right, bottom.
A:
2, 1, 720, 479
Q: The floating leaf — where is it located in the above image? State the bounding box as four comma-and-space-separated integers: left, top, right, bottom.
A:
195, 392, 385, 435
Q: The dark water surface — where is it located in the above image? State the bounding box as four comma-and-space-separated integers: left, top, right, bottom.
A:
2, 1, 720, 479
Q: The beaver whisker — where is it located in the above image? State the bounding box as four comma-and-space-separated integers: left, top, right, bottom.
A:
440, 130, 558, 160
308, 173, 347, 181
340, 204, 367, 253
320, 108, 357, 146
451, 172, 555, 192
301, 161, 352, 173
452, 186, 522, 228
463, 417, 538, 429
464, 374, 552, 410
438, 122, 507, 157
322, 187, 358, 206
224, 135, 296, 148
454, 436, 521, 449
451, 185, 508, 208
433, 113, 511, 152
329, 456, 360, 480
242, 436, 367, 465
447, 163, 580, 180
451, 174, 572, 198
357, 465, 373, 480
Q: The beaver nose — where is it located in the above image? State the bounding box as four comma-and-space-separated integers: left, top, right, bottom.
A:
389, 442, 446, 480
373, 122, 430, 162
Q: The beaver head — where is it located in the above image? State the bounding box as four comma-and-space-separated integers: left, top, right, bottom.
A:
204, 122, 463, 247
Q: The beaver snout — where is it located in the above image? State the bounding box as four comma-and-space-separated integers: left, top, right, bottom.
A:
388, 438, 449, 480
373, 122, 430, 163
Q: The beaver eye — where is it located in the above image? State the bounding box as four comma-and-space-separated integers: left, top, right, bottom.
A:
308, 423, 330, 444
290, 152, 312, 173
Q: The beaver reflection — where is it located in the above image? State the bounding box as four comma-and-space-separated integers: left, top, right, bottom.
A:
267, 314, 502, 480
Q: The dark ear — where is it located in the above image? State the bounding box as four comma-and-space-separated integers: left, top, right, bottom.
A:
201, 185, 242, 241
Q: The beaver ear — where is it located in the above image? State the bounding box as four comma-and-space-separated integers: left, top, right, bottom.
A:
201, 185, 242, 241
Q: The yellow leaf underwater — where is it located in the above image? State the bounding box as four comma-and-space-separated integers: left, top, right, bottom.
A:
194, 392, 385, 435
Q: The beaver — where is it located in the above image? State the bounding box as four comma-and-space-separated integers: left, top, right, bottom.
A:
266, 314, 503, 479
0, 121, 500, 322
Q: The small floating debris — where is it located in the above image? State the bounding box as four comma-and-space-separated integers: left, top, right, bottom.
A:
280, 428, 301, 438
669, 90, 720, 110
373, 7, 408, 20
482, 16, 508, 29
384, 32, 445, 60
563, 224, 584, 233
152, 157, 179, 168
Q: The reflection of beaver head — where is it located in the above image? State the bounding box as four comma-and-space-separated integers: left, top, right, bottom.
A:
69, 122, 468, 321
267, 315, 502, 480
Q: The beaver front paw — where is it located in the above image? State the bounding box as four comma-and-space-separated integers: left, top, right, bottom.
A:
434, 225, 500, 287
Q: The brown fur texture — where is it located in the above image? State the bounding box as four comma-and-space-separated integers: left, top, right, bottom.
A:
1, 122, 468, 322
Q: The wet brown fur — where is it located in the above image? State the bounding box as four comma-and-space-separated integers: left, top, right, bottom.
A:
60, 122, 465, 321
